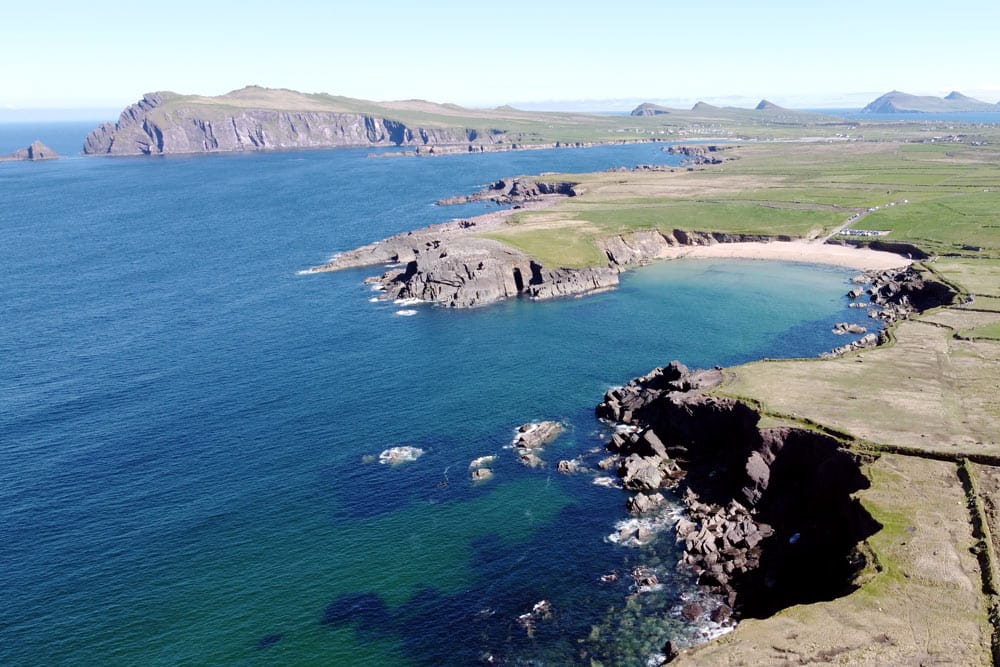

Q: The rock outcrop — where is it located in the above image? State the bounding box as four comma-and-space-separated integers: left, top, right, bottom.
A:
436, 177, 579, 206
824, 266, 957, 357
596, 361, 882, 618
83, 91, 505, 156
1, 140, 59, 161
512, 421, 564, 467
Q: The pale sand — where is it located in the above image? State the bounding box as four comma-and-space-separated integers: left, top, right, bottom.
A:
657, 240, 912, 272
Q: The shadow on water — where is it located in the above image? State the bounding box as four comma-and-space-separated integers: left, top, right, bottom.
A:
316, 486, 701, 665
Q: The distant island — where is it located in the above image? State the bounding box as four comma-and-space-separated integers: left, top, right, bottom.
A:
862, 90, 1000, 113
0, 140, 58, 162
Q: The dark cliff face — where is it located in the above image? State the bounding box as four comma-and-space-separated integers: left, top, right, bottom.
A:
83, 94, 496, 156
597, 363, 882, 619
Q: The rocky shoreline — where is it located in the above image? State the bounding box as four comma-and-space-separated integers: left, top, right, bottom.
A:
595, 361, 882, 626
577, 267, 958, 661
302, 175, 807, 309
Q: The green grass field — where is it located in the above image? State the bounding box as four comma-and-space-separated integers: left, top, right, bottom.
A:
477, 141, 1000, 267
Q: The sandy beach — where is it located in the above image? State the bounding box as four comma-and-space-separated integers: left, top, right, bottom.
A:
656, 240, 912, 272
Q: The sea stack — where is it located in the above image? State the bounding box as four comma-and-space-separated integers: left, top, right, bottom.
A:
1, 140, 59, 161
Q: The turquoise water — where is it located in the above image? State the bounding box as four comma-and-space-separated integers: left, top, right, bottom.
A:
1, 133, 872, 665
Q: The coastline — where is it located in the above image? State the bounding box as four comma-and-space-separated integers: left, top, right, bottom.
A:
304, 149, 999, 663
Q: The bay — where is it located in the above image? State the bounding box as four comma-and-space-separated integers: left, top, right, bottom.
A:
1, 138, 871, 665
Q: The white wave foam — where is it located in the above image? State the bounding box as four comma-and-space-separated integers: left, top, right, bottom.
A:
378, 446, 424, 465
592, 476, 621, 489
395, 309, 418, 316
606, 514, 674, 547
393, 297, 426, 306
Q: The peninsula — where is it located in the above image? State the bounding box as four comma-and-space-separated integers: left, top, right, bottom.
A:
83, 86, 862, 157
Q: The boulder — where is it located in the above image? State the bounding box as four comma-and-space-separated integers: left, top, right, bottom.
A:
627, 491, 667, 515
619, 454, 664, 490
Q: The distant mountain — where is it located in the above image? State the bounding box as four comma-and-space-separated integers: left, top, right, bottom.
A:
690, 101, 719, 112
630, 102, 673, 116
862, 90, 1000, 113
755, 99, 785, 111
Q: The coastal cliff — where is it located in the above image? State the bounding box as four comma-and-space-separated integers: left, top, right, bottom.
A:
597, 362, 881, 622
83, 91, 501, 156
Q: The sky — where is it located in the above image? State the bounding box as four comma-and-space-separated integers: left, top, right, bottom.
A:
4, 0, 1000, 115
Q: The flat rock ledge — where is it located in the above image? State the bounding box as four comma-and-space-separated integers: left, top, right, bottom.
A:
596, 361, 882, 625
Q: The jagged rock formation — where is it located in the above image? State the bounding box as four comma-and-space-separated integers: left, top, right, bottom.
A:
596, 361, 882, 618
1, 140, 58, 161
511, 421, 564, 467
436, 177, 579, 206
824, 266, 956, 357
307, 195, 798, 309
662, 144, 724, 165
862, 90, 1000, 114
83, 91, 504, 156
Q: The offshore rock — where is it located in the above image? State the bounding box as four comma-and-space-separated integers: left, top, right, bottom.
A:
1, 140, 59, 161
512, 421, 564, 467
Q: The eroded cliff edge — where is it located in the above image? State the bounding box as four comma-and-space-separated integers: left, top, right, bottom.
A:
596, 362, 882, 625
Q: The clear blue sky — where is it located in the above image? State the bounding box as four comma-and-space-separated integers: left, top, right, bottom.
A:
4, 0, 1000, 112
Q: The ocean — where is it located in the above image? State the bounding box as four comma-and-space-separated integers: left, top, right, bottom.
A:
0, 127, 874, 665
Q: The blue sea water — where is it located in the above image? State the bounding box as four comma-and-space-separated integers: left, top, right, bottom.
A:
1, 131, 874, 665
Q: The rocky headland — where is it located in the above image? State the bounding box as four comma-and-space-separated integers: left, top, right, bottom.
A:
303, 173, 815, 309
1, 140, 59, 162
596, 361, 882, 625
83, 91, 507, 156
